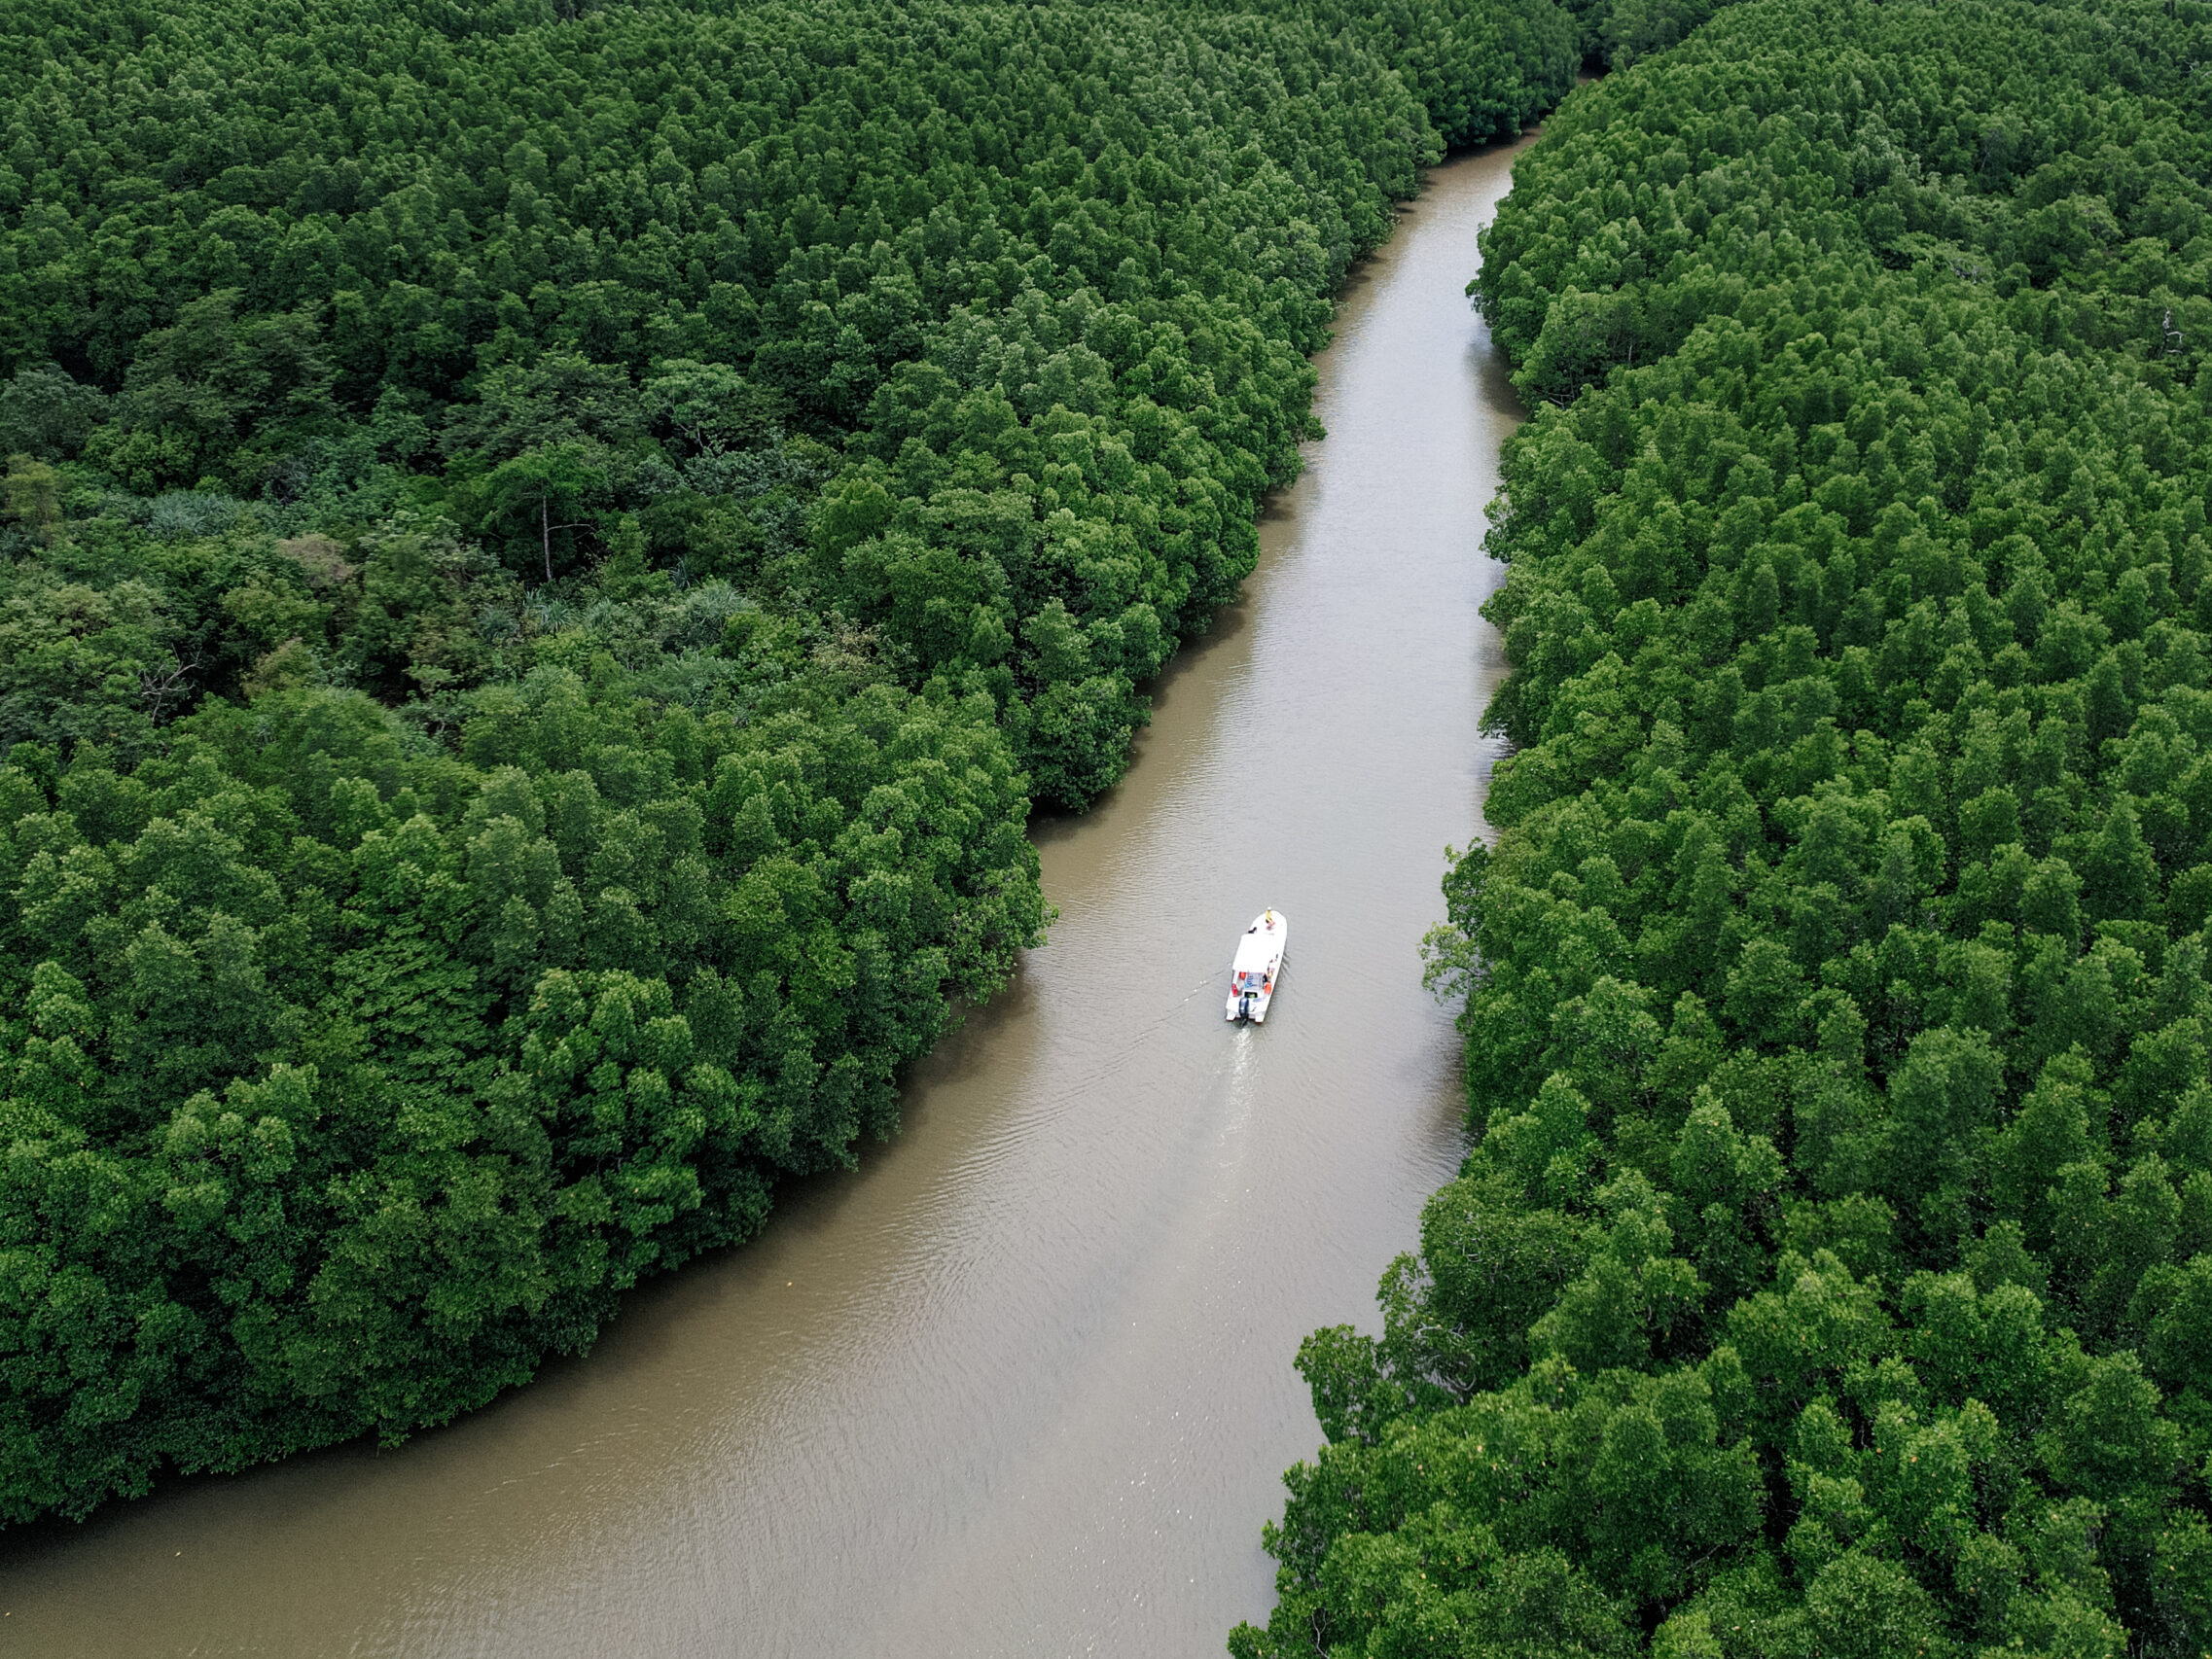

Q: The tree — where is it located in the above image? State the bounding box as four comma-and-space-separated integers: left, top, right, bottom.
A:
3, 453, 61, 544
482, 442, 606, 582
0, 365, 107, 459
443, 353, 640, 465
642, 359, 784, 456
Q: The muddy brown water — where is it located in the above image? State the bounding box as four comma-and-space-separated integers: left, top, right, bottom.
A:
0, 133, 1532, 1657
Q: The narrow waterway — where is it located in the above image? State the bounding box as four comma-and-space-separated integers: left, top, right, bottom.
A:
0, 134, 1532, 1657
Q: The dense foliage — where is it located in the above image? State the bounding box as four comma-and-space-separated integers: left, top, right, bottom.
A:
1235, 0, 2212, 1654
0, 0, 1572, 802
0, 0, 1577, 1523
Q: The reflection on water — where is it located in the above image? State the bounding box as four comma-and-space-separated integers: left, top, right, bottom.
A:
0, 133, 1534, 1658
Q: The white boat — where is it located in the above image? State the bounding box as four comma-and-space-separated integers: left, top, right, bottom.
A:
1226, 909, 1289, 1023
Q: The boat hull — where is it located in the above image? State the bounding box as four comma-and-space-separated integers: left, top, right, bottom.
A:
1226, 911, 1288, 1023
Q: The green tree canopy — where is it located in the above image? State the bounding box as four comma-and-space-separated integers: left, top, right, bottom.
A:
1240, 0, 2212, 1653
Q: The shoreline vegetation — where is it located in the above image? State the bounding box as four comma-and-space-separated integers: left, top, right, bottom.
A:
0, 0, 1573, 1524
1236, 0, 2212, 1655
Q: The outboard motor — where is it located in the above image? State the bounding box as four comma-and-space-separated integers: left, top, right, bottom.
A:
1238, 990, 1256, 1022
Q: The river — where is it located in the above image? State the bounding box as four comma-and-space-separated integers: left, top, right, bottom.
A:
0, 133, 1532, 1657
